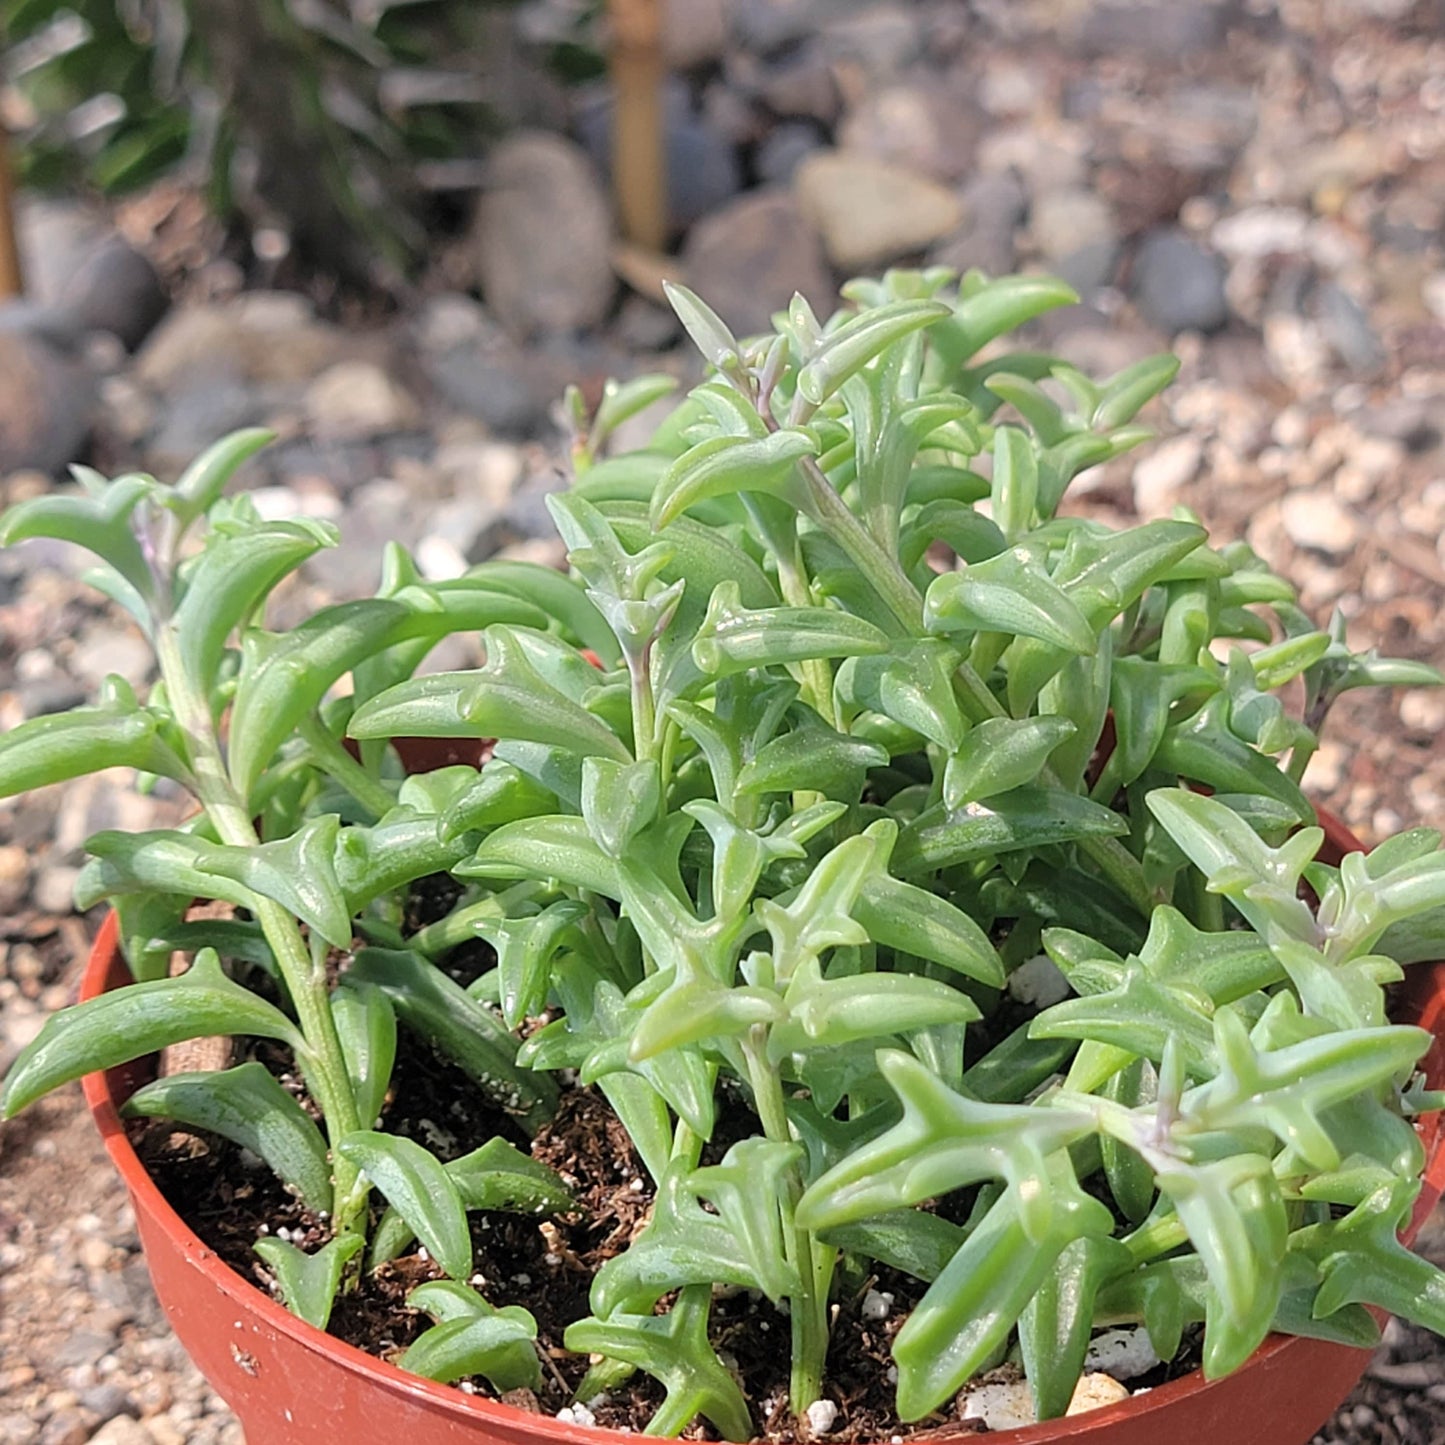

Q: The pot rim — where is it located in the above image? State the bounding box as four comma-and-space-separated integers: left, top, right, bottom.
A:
77, 809, 1445, 1445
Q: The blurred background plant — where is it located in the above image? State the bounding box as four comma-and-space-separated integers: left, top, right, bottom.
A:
0, 0, 602, 285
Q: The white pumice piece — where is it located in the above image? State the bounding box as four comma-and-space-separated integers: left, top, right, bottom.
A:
962, 1372, 1131, 1430
1006, 954, 1072, 1008
961, 1379, 1035, 1431
557, 1403, 597, 1428
1084, 1327, 1160, 1381
861, 1288, 894, 1321
805, 1399, 840, 1435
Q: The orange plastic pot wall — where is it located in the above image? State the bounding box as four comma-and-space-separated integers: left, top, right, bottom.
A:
79, 809, 1445, 1445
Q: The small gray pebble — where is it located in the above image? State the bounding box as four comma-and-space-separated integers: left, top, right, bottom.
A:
51, 1328, 117, 1370
77, 1384, 136, 1424
1132, 227, 1229, 334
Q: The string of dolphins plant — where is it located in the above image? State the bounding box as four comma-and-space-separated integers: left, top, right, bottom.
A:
5, 268, 1445, 1438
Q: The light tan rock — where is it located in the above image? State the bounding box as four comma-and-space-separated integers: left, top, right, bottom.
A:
1280, 489, 1361, 557
1067, 1373, 1131, 1414
304, 361, 419, 441
795, 151, 964, 270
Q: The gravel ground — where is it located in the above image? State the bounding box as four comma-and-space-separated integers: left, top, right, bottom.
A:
2, 0, 1445, 1441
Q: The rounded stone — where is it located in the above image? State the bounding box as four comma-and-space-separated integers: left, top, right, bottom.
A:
1132, 228, 1229, 334
794, 151, 964, 270
471, 133, 615, 338
682, 189, 832, 338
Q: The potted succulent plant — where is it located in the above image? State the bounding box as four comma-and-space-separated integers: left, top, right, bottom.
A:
4, 269, 1445, 1445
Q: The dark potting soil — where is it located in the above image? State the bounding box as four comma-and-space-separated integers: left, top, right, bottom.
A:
127, 931, 1205, 1442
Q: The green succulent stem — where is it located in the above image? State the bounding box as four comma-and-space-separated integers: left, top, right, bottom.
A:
795, 454, 924, 634
629, 641, 659, 763
743, 1030, 831, 1417
739, 496, 836, 726
154, 626, 367, 1235
298, 712, 396, 822
1121, 1210, 1189, 1263
1286, 736, 1318, 787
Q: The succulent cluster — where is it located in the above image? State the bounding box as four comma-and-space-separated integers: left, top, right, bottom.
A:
3, 269, 1445, 1437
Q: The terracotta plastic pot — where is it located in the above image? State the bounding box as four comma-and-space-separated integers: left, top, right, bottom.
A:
80, 810, 1445, 1445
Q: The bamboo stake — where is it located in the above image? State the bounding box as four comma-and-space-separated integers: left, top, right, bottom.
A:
0, 125, 21, 298
608, 0, 667, 253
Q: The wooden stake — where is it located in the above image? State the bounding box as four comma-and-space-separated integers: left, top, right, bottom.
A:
608, 0, 667, 253
0, 125, 21, 298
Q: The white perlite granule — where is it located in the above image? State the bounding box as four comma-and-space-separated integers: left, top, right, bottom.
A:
861, 1288, 894, 1321
805, 1399, 840, 1435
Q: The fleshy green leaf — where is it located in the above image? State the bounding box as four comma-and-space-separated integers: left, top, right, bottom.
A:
371, 1138, 574, 1267
1155, 1154, 1285, 1368
1030, 963, 1219, 1079
796, 1049, 1094, 1245
0, 679, 190, 798
253, 1232, 362, 1331
664, 281, 740, 368
122, 1062, 333, 1211
332, 978, 397, 1132
566, 1285, 753, 1442
769, 960, 981, 1061
1093, 355, 1180, 431
230, 600, 417, 799
894, 787, 1128, 877
336, 1131, 472, 1281
687, 1138, 804, 1304
944, 716, 1076, 807
582, 758, 662, 858
692, 581, 890, 677
333, 811, 474, 915
174, 518, 336, 694
835, 640, 968, 752
924, 551, 1095, 653
592, 1165, 801, 1314
652, 431, 818, 531
478, 900, 588, 1029
402, 1281, 542, 1391
891, 1165, 1112, 1421
349, 626, 632, 764
461, 816, 623, 899
735, 723, 888, 800
0, 950, 302, 1118
796, 299, 950, 407
196, 815, 352, 950
935, 275, 1080, 372
817, 1209, 967, 1284
0, 472, 156, 603
989, 425, 1040, 541
854, 874, 1006, 987
171, 429, 275, 525
1019, 1236, 1133, 1420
